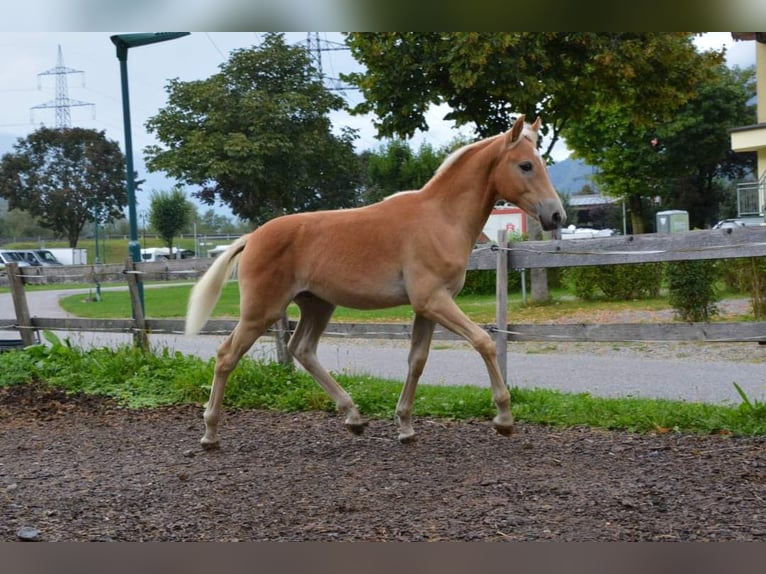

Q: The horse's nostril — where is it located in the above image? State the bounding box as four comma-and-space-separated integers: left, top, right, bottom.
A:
552, 211, 562, 223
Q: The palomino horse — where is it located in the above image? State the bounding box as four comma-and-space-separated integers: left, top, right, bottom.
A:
186, 115, 565, 448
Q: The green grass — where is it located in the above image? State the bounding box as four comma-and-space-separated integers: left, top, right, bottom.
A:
57, 281, 733, 325
1, 331, 764, 436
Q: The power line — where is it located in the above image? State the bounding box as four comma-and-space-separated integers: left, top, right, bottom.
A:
204, 32, 225, 59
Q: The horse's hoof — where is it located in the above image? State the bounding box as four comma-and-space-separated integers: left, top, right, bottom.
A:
398, 432, 417, 445
345, 421, 368, 435
494, 424, 514, 437
200, 438, 220, 450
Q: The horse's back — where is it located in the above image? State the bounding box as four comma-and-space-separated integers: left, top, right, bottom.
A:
238, 201, 421, 309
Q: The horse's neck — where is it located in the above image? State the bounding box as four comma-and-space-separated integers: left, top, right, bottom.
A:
422, 139, 500, 244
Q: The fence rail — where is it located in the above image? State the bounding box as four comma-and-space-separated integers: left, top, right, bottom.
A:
2, 226, 766, 384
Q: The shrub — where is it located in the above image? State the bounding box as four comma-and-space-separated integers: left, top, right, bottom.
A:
721, 258, 766, 319
751, 258, 766, 319
719, 257, 752, 293
666, 260, 720, 322
562, 263, 664, 301
460, 270, 498, 296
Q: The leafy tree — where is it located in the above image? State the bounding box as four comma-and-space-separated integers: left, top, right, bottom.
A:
654, 65, 756, 228
196, 208, 235, 234
565, 63, 755, 232
361, 140, 446, 204
191, 207, 249, 235
148, 186, 193, 256
0, 206, 51, 240
0, 127, 127, 247
343, 33, 721, 159
144, 32, 362, 225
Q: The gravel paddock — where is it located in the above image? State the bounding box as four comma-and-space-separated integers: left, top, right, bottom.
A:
2, 383, 765, 542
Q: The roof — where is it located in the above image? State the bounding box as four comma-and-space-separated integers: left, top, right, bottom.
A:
568, 194, 618, 208
731, 32, 766, 44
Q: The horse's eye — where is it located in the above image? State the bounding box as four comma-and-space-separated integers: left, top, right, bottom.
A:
519, 161, 533, 173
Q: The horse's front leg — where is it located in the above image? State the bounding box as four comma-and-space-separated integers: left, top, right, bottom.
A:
395, 314, 435, 443
419, 294, 514, 435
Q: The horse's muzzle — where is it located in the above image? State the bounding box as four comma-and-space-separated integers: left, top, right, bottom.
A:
539, 200, 566, 231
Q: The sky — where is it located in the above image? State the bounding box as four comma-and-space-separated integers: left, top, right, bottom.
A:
0, 32, 758, 218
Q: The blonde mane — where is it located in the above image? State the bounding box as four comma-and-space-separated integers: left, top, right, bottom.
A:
435, 122, 539, 175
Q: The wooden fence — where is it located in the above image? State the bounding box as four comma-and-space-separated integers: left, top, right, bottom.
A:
2, 226, 766, 384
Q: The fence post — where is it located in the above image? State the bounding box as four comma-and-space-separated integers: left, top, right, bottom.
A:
495, 229, 508, 386
274, 312, 294, 367
7, 262, 36, 347
125, 258, 149, 351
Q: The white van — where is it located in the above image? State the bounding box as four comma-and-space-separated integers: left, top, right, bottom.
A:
18, 249, 63, 266
140, 247, 172, 262
140, 247, 194, 262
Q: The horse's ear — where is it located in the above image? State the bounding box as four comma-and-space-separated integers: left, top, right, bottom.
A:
531, 117, 542, 131
507, 114, 526, 145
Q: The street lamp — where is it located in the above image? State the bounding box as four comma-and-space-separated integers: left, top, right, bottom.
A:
110, 32, 190, 316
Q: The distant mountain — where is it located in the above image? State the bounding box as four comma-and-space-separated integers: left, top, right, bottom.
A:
548, 157, 597, 195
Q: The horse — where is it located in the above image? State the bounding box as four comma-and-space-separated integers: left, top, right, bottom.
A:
185, 115, 565, 449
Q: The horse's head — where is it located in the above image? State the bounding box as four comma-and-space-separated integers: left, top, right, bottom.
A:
492, 115, 566, 231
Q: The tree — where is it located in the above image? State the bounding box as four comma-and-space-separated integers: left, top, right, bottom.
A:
0, 205, 50, 241
565, 63, 756, 232
655, 65, 756, 228
0, 127, 127, 247
144, 32, 362, 225
361, 139, 446, 204
343, 33, 721, 159
149, 186, 193, 256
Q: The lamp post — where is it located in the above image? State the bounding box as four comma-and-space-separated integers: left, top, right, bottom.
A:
110, 32, 190, 316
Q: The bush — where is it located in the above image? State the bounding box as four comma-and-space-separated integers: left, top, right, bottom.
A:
721, 258, 766, 319
460, 270, 498, 296
461, 268, 562, 297
720, 257, 752, 293
562, 263, 664, 301
751, 258, 766, 319
666, 260, 720, 322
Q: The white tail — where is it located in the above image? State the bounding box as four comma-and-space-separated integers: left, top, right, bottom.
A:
185, 235, 248, 336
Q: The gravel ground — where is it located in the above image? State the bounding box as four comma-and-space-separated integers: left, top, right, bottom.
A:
2, 383, 765, 542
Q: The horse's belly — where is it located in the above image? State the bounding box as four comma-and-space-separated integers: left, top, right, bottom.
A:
309, 277, 409, 310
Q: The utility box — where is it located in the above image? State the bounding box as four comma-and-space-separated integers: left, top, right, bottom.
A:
656, 210, 689, 233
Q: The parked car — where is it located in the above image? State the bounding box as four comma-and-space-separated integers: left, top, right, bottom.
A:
559, 225, 617, 240
713, 219, 746, 229
0, 251, 32, 271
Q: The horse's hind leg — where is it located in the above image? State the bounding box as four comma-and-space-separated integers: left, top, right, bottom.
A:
395, 314, 435, 443
289, 294, 366, 433
201, 319, 268, 449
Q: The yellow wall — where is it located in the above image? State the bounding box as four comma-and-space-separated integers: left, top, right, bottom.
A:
731, 39, 766, 181
759, 41, 766, 124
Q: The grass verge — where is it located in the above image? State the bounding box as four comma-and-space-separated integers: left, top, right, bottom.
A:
1, 331, 764, 436
56, 281, 735, 324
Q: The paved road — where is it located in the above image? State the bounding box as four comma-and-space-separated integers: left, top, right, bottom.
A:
1, 288, 765, 406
